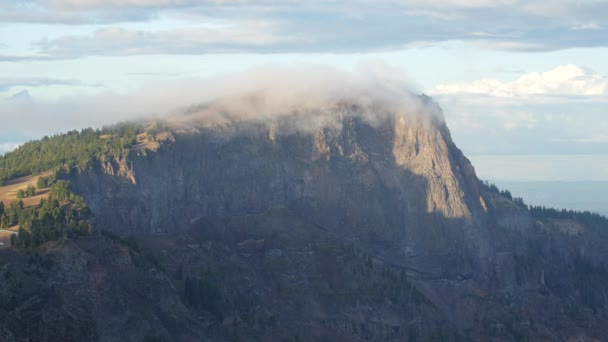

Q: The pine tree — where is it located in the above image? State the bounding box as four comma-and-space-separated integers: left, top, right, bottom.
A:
26, 184, 36, 197
37, 177, 47, 188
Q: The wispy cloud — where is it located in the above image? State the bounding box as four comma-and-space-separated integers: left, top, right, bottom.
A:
0, 77, 102, 92
0, 55, 59, 62
34, 23, 292, 57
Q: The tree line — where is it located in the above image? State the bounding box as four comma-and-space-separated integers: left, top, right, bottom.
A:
0, 123, 144, 185
480, 179, 608, 230
529, 205, 608, 230
480, 180, 526, 207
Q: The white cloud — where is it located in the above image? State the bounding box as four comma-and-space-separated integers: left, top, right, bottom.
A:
432, 65, 608, 97
0, 63, 434, 138
0, 77, 101, 92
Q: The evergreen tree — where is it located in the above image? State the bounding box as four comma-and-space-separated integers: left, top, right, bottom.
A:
17, 227, 31, 248
529, 205, 608, 230
36, 175, 55, 188
37, 177, 46, 188
7, 180, 91, 248
26, 184, 36, 197
500, 189, 512, 200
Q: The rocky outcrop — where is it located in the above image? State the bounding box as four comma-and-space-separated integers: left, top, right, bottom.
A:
60, 101, 608, 340
69, 109, 492, 281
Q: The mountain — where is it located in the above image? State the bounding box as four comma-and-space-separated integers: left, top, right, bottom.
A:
1, 97, 608, 341
6, 89, 32, 102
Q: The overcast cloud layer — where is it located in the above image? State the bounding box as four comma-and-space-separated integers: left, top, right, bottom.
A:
1, 0, 608, 60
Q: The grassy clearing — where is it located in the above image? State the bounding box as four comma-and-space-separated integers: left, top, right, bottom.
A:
0, 172, 51, 209
0, 172, 52, 232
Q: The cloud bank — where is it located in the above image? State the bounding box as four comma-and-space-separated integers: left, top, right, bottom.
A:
172, 64, 440, 130
0, 64, 435, 142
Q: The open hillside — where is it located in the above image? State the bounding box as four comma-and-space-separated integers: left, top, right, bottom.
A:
0, 174, 50, 247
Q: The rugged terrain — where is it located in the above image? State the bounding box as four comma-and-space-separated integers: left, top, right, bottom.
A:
1, 100, 608, 341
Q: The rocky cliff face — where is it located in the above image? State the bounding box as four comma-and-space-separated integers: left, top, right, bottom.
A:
55, 101, 608, 341
70, 106, 492, 278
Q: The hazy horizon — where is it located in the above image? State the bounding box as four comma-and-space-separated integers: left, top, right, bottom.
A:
490, 180, 608, 217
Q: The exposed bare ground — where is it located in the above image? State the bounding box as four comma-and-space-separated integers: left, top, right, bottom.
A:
132, 132, 159, 152
131, 131, 173, 153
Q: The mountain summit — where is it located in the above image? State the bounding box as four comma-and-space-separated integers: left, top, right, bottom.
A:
1, 97, 607, 341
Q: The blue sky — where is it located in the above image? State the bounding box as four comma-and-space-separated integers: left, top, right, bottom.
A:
1, 0, 608, 180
